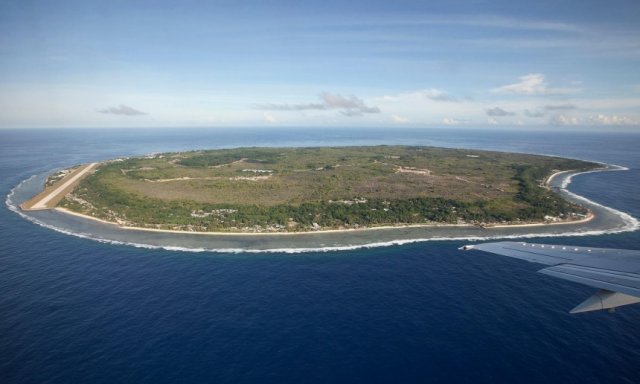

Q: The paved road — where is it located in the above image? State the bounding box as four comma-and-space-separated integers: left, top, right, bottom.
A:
24, 163, 97, 210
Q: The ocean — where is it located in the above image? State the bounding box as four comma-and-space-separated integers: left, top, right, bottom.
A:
1, 127, 639, 383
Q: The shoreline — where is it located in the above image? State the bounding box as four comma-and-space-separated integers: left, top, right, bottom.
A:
545, 169, 570, 187
54, 207, 595, 237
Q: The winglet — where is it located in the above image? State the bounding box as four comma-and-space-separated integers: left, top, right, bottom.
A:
570, 290, 640, 314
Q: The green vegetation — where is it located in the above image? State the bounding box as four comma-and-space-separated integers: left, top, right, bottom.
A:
58, 146, 598, 232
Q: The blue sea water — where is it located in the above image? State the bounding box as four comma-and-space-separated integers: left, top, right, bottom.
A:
1, 127, 639, 383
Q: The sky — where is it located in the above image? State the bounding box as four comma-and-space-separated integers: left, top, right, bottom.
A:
0, 0, 639, 129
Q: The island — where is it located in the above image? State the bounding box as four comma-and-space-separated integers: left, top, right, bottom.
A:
24, 146, 600, 234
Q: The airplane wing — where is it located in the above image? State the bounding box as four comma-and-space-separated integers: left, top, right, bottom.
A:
460, 241, 640, 313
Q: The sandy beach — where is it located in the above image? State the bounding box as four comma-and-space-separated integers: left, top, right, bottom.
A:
54, 206, 595, 237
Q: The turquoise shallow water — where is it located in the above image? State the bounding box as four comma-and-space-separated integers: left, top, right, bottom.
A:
1, 127, 640, 383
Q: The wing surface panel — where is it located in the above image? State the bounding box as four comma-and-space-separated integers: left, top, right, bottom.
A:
461, 241, 640, 313
540, 264, 640, 297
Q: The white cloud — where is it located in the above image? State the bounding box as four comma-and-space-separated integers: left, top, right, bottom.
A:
257, 92, 380, 117
442, 117, 461, 125
98, 104, 147, 116
493, 74, 546, 95
492, 74, 578, 95
263, 112, 277, 123
382, 88, 459, 102
419, 89, 458, 102
549, 114, 579, 125
577, 98, 640, 109
485, 107, 515, 116
333, 15, 581, 34
322, 92, 380, 113
587, 114, 635, 125
544, 103, 576, 110
391, 114, 410, 123
524, 109, 545, 118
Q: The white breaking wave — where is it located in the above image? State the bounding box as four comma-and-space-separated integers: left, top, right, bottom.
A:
5, 174, 36, 216
6, 165, 640, 254
560, 163, 628, 189
557, 164, 639, 232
